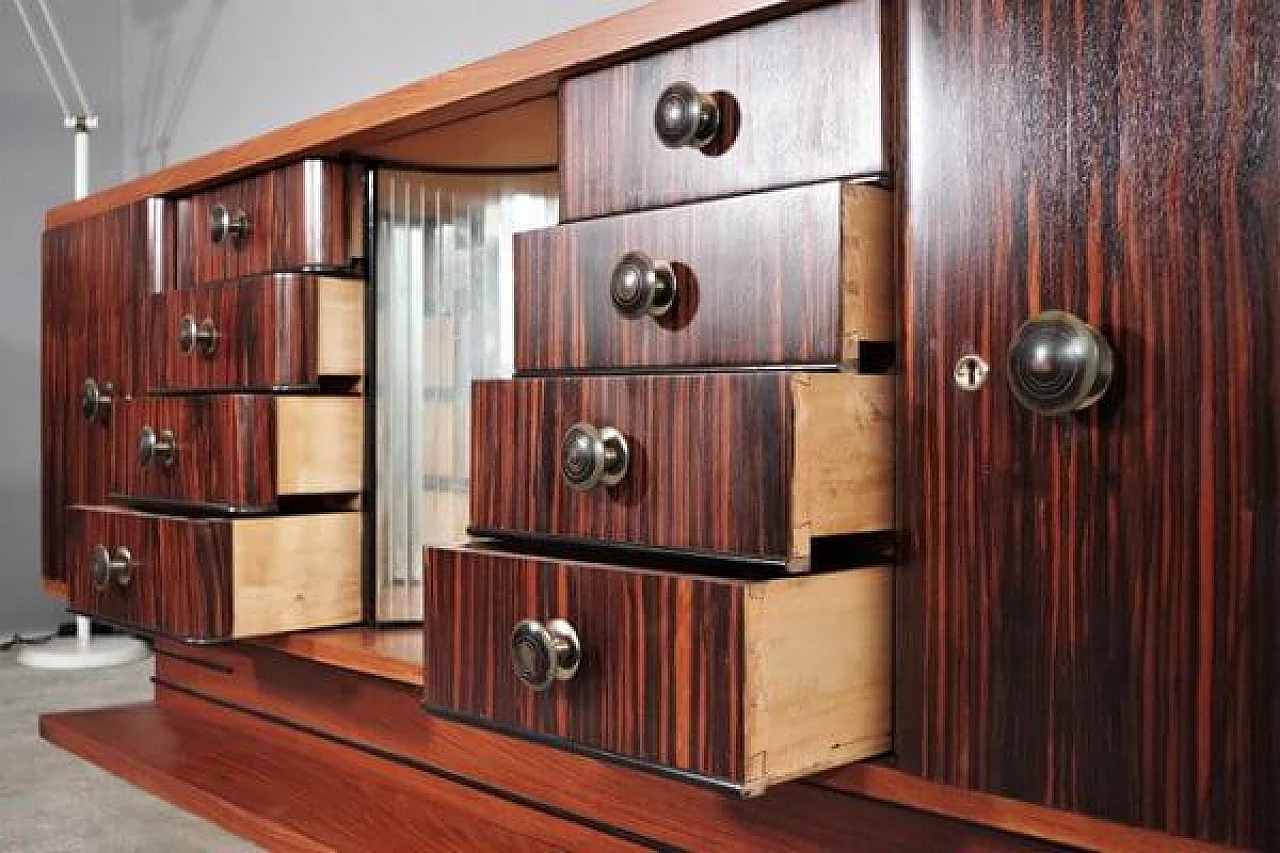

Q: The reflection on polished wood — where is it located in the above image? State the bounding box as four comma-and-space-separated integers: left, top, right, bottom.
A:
254, 626, 424, 686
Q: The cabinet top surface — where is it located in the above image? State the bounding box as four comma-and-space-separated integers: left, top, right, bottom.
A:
45, 0, 815, 230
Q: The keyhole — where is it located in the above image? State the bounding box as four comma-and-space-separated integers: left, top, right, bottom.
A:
954, 353, 989, 392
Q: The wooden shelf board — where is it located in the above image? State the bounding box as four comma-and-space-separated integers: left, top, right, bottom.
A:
251, 626, 424, 686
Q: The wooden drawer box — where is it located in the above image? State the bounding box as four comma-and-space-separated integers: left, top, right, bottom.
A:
470, 372, 893, 568
175, 159, 359, 288
515, 182, 892, 372
67, 507, 362, 642
423, 545, 892, 794
146, 274, 364, 392
559, 1, 888, 220
114, 395, 363, 511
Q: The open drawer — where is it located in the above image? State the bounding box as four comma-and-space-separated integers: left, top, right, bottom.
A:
67, 507, 362, 642
422, 545, 892, 795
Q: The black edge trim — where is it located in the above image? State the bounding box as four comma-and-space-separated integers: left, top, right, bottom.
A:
64, 608, 228, 647
154, 646, 234, 675
466, 528, 788, 573
420, 700, 750, 799
153, 678, 677, 852
514, 362, 842, 378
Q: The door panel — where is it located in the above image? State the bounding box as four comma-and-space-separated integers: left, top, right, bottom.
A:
898, 1, 1278, 849
41, 201, 169, 584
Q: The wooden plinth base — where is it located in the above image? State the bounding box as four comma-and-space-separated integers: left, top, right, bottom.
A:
39, 637, 1237, 852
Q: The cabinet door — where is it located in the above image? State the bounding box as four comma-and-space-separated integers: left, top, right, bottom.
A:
41, 201, 168, 585
897, 1, 1277, 849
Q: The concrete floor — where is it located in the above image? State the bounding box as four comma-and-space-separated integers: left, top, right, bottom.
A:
0, 649, 258, 852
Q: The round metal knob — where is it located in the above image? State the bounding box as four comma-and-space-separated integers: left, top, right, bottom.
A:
511, 618, 580, 691
654, 81, 721, 149
209, 203, 249, 245
611, 252, 677, 317
137, 426, 177, 468
80, 377, 115, 423
561, 423, 629, 491
1007, 310, 1114, 415
178, 314, 218, 356
91, 545, 133, 591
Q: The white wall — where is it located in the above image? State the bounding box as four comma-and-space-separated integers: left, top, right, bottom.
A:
0, 0, 123, 632
0, 0, 642, 631
120, 0, 644, 176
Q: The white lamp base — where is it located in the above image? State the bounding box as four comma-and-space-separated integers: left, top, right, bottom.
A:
16, 615, 151, 670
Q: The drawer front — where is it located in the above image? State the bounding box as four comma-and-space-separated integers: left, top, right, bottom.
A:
147, 274, 364, 392
560, 2, 887, 220
176, 160, 355, 288
67, 508, 159, 629
423, 546, 893, 792
515, 182, 892, 372
66, 508, 362, 641
470, 372, 893, 565
115, 396, 363, 510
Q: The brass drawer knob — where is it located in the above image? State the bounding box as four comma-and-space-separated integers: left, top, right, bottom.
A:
1007, 310, 1114, 415
209, 203, 249, 245
79, 377, 114, 424
178, 314, 218, 356
561, 423, 629, 491
511, 618, 580, 691
137, 426, 177, 468
654, 81, 721, 149
90, 545, 134, 591
611, 252, 677, 317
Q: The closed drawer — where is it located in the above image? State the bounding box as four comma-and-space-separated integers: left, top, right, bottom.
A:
147, 273, 364, 392
515, 182, 892, 372
175, 159, 360, 288
560, 2, 887, 220
114, 395, 363, 511
67, 507, 362, 641
423, 545, 892, 794
470, 372, 893, 568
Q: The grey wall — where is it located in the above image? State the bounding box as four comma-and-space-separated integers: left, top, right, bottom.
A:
0, 0, 123, 633
1, 0, 641, 631
119, 0, 643, 177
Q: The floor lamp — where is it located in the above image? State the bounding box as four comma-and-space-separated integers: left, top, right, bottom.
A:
14, 0, 150, 670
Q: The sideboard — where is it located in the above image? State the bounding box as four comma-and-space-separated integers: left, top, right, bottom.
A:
38, 1, 1277, 850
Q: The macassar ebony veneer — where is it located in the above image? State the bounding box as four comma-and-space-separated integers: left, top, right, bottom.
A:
559, 0, 890, 220
896, 0, 1280, 848
469, 371, 894, 569
515, 181, 893, 373
422, 545, 891, 795
114, 395, 363, 511
66, 506, 362, 642
174, 159, 362, 289
41, 198, 170, 586
146, 273, 365, 393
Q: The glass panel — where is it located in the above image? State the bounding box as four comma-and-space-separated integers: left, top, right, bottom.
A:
374, 169, 558, 622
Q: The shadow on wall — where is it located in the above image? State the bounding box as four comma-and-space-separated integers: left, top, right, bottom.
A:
129, 0, 226, 174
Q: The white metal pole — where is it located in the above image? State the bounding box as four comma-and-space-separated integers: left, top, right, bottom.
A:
72, 115, 90, 200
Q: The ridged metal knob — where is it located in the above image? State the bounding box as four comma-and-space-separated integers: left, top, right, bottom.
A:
654, 82, 721, 149
511, 618, 580, 691
137, 426, 177, 469
1007, 310, 1114, 415
209, 203, 249, 245
611, 252, 677, 317
561, 423, 629, 491
178, 314, 218, 356
91, 544, 133, 591
80, 377, 115, 424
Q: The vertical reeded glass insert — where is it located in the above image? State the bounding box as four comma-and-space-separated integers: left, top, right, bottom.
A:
374, 169, 558, 622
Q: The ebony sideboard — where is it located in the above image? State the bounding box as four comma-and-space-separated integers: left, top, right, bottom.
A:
38, 1, 1277, 850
